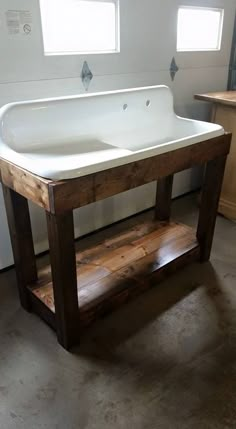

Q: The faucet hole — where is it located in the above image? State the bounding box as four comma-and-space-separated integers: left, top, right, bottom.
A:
123, 104, 128, 111
146, 100, 151, 107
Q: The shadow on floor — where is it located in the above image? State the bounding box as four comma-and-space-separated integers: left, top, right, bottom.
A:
75, 259, 235, 360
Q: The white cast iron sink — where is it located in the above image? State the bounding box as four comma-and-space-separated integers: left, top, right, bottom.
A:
0, 85, 224, 180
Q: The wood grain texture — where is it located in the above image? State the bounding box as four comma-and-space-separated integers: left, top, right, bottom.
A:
30, 292, 56, 331
0, 158, 51, 211
46, 212, 80, 349
29, 221, 200, 328
197, 156, 227, 261
155, 175, 173, 221
49, 135, 231, 214
2, 186, 37, 310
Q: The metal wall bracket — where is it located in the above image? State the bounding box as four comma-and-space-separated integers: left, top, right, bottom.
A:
170, 57, 179, 82
81, 61, 93, 91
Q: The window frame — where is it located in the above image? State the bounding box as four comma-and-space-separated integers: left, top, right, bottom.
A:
176, 5, 224, 53
39, 0, 120, 56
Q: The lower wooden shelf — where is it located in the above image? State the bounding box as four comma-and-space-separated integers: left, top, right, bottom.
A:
28, 220, 200, 329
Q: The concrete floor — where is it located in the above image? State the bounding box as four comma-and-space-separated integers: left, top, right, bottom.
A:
1, 193, 236, 429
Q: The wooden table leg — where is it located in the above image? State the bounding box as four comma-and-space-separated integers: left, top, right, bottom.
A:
46, 211, 80, 350
197, 156, 227, 262
2, 185, 37, 310
155, 175, 174, 221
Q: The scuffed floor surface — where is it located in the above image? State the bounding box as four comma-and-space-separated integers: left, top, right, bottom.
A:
1, 194, 236, 429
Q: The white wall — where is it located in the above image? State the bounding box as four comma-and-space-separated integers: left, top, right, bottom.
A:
0, 0, 235, 268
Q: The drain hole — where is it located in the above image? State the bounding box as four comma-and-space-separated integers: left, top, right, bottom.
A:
123, 104, 128, 111
146, 100, 151, 107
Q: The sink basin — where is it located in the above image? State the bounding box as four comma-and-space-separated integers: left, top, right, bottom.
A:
0, 85, 224, 180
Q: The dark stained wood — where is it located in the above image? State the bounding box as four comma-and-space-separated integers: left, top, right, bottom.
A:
50, 134, 231, 214
155, 175, 174, 220
29, 292, 56, 330
197, 155, 228, 261
0, 132, 231, 349
0, 158, 51, 211
2, 186, 37, 310
76, 219, 168, 264
48, 175, 94, 214
28, 221, 200, 328
46, 212, 80, 349
79, 248, 200, 326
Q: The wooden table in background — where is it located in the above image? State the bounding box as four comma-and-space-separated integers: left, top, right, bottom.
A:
195, 91, 236, 221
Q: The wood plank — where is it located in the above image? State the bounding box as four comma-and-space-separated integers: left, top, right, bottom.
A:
79, 248, 200, 326
197, 155, 228, 261
34, 263, 111, 291
132, 222, 192, 254
78, 233, 199, 311
0, 159, 51, 211
75, 220, 166, 264
85, 245, 146, 272
2, 186, 37, 310
28, 221, 200, 328
46, 212, 80, 349
30, 292, 56, 330
195, 92, 236, 108
48, 175, 94, 214
50, 135, 231, 214
32, 221, 178, 302
155, 175, 173, 220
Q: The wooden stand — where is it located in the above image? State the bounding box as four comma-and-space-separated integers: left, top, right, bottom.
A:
0, 134, 231, 350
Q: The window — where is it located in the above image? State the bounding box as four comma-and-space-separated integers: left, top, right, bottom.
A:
39, 0, 120, 55
177, 6, 224, 52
